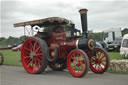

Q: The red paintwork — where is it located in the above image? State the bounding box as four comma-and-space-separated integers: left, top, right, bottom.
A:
21, 38, 43, 73
89, 48, 108, 73
67, 50, 87, 77
35, 26, 78, 59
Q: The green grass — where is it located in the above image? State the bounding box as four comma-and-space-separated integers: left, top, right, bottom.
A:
0, 50, 22, 66
107, 69, 128, 74
108, 52, 124, 61
0, 50, 126, 66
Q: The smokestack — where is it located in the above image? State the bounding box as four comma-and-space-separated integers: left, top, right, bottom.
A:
79, 9, 88, 38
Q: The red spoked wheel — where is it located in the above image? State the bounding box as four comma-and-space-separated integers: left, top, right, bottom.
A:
49, 62, 67, 71
89, 47, 110, 73
21, 37, 48, 74
67, 49, 89, 78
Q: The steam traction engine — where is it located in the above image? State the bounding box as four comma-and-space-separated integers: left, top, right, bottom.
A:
14, 9, 110, 77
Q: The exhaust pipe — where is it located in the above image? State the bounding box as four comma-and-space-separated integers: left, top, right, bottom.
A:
79, 9, 88, 38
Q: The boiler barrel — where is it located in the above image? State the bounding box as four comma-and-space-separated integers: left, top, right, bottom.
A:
77, 38, 95, 50
65, 38, 95, 50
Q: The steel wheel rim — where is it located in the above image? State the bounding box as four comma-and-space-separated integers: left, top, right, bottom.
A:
90, 48, 107, 72
67, 51, 87, 77
22, 38, 43, 73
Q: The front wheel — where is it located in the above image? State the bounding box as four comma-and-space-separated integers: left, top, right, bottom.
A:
89, 47, 110, 74
67, 49, 89, 78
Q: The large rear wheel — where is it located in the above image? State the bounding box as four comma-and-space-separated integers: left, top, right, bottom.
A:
67, 49, 89, 78
89, 47, 110, 73
21, 37, 48, 74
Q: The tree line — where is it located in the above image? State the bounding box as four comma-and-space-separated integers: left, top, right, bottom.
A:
0, 36, 27, 48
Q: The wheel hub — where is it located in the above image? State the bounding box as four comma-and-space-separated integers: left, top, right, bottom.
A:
97, 58, 102, 64
30, 52, 36, 59
77, 60, 81, 66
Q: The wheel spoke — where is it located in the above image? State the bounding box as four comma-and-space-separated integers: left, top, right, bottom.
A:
26, 60, 32, 68
95, 64, 98, 69
101, 56, 105, 59
102, 59, 106, 62
72, 55, 77, 61
29, 41, 34, 52
33, 41, 37, 52
97, 52, 102, 58
36, 57, 42, 64
91, 58, 96, 62
26, 58, 32, 64
98, 64, 100, 70
35, 46, 41, 53
78, 66, 82, 73
36, 53, 42, 57
101, 62, 106, 66
72, 65, 77, 70
99, 64, 103, 70
81, 64, 85, 70
24, 47, 31, 52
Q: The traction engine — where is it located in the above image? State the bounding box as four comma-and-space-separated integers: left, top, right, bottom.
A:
14, 9, 110, 77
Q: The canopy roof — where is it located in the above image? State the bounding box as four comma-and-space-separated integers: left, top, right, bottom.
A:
14, 17, 71, 28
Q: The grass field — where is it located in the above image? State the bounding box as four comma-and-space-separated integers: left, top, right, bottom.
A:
0, 50, 22, 66
108, 52, 124, 60
0, 50, 125, 66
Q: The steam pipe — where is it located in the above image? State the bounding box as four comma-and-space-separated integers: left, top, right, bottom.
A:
79, 9, 88, 38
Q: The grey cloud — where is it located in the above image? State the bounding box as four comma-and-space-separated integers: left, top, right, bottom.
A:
1, 0, 128, 37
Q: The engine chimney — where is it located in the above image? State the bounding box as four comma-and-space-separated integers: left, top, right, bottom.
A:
79, 9, 88, 38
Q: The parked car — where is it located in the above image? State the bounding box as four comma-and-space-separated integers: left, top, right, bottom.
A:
99, 41, 107, 50
120, 34, 128, 58
11, 44, 22, 51
96, 42, 102, 48
107, 39, 122, 52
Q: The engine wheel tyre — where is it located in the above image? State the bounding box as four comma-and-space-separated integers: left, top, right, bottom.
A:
67, 49, 89, 78
21, 37, 48, 74
89, 47, 110, 74
0, 53, 4, 65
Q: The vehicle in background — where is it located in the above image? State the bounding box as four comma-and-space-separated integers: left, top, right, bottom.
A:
11, 44, 22, 51
96, 42, 102, 48
103, 28, 122, 44
99, 41, 107, 50
120, 34, 128, 58
107, 39, 122, 52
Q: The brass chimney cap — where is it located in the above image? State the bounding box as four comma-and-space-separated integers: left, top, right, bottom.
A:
79, 9, 88, 14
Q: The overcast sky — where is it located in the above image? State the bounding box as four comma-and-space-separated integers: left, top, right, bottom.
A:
1, 0, 128, 38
